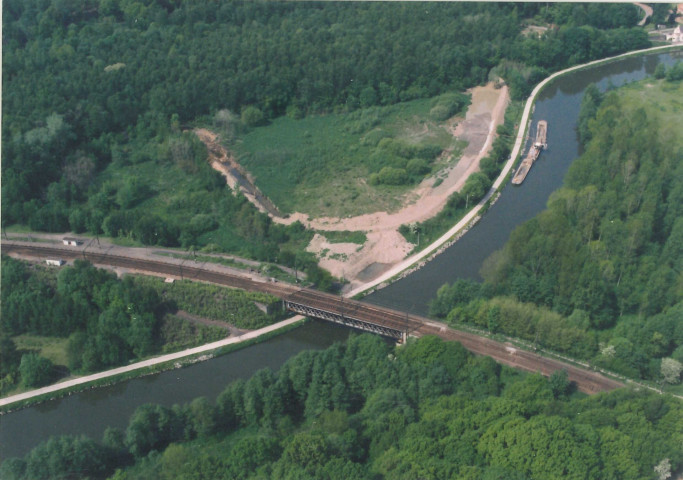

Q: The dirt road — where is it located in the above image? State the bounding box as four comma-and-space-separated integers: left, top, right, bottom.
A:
285, 85, 509, 290
634, 2, 652, 26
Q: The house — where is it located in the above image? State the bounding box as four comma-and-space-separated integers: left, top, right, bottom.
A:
62, 237, 84, 246
46, 259, 66, 266
666, 25, 683, 42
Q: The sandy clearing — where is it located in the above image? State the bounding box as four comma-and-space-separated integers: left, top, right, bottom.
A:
196, 84, 509, 290
286, 84, 509, 289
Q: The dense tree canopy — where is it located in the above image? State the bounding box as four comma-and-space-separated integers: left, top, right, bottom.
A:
0, 257, 283, 393
432, 72, 683, 382
2, 334, 680, 479
2, 1, 649, 259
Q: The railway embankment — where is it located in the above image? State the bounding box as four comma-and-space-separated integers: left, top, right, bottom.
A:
2, 241, 626, 403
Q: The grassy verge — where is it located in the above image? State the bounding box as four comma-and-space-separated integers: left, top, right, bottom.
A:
158, 313, 229, 353
234, 94, 467, 217
130, 276, 286, 330
154, 251, 301, 284
155, 251, 255, 270
317, 230, 368, 245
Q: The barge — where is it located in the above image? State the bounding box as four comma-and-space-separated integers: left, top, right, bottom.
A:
512, 120, 547, 185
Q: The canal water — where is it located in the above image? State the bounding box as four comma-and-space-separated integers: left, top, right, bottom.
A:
366, 50, 682, 316
1, 49, 681, 461
0, 321, 352, 459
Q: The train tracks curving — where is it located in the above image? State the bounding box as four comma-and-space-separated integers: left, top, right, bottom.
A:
2, 241, 625, 394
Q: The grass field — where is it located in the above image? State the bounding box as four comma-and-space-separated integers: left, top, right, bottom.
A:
617, 76, 683, 144
98, 158, 218, 232
233, 95, 468, 217
12, 335, 70, 367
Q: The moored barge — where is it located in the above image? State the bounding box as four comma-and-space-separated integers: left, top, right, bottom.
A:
512, 120, 547, 185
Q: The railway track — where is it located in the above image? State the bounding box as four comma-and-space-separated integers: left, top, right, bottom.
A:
2, 241, 297, 297
2, 241, 625, 394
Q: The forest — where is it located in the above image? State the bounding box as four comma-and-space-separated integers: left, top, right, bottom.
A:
2, 1, 650, 272
0, 257, 283, 394
1, 334, 680, 479
431, 68, 683, 386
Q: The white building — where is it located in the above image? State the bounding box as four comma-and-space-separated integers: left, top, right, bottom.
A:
62, 237, 83, 246
666, 25, 683, 43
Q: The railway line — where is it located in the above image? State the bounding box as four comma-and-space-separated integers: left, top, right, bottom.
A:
2, 241, 625, 394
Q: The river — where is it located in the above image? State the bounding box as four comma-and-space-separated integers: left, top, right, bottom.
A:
366, 50, 682, 315
1, 49, 681, 461
0, 321, 352, 459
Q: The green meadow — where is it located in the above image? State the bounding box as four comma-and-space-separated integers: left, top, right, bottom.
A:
617, 75, 683, 142
234, 94, 468, 217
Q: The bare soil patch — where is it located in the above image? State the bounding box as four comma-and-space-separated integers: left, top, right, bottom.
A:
196, 129, 282, 217
197, 84, 509, 290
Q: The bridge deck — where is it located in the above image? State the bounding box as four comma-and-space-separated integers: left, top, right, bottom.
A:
285, 289, 419, 338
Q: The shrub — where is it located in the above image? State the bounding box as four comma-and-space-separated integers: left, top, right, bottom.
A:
429, 104, 451, 122
241, 106, 265, 127
461, 172, 491, 203
429, 92, 470, 121
665, 61, 683, 82
406, 158, 430, 176
19, 353, 54, 388
377, 167, 409, 185
360, 129, 391, 147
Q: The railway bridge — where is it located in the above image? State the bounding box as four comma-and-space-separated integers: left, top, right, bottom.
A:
283, 289, 417, 342
2, 240, 625, 394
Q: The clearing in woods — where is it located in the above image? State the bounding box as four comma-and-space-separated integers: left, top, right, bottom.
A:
200, 84, 509, 288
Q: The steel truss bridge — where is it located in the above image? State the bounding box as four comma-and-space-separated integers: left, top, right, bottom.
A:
283, 289, 418, 342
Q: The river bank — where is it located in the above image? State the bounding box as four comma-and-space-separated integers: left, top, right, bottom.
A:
366, 44, 683, 313
0, 316, 306, 411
